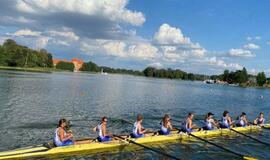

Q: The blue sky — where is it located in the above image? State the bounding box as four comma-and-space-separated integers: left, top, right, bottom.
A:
0, 0, 270, 75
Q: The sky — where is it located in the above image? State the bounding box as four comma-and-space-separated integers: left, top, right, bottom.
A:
0, 0, 270, 75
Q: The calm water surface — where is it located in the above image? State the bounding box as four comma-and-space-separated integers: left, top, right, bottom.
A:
0, 70, 270, 159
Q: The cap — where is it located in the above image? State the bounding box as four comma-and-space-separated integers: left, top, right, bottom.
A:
207, 112, 214, 116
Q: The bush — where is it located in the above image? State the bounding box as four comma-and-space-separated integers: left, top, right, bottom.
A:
56, 61, 74, 71
256, 72, 266, 86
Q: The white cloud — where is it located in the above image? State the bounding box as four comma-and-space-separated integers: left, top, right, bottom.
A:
128, 43, 158, 60
153, 23, 206, 63
81, 39, 158, 60
229, 48, 255, 57
243, 43, 260, 50
48, 30, 79, 41
255, 36, 261, 40
102, 41, 127, 57
148, 62, 163, 68
246, 37, 252, 41
205, 57, 243, 70
154, 23, 191, 45
246, 36, 261, 41
192, 48, 207, 57
0, 16, 35, 24
52, 40, 70, 46
36, 37, 50, 49
0, 36, 9, 45
13, 29, 41, 37
16, 1, 36, 13
15, 0, 145, 26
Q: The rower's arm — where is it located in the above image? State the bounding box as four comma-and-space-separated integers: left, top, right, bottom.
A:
92, 126, 97, 132
102, 124, 107, 136
59, 128, 72, 142
188, 120, 193, 128
168, 122, 173, 130
228, 117, 233, 125
244, 118, 249, 124
138, 124, 145, 134
253, 118, 258, 124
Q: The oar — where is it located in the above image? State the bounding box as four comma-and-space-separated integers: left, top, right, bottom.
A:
174, 126, 256, 160
230, 128, 270, 147
113, 134, 181, 160
188, 133, 257, 160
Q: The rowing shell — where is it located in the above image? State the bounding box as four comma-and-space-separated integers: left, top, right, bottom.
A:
0, 124, 269, 160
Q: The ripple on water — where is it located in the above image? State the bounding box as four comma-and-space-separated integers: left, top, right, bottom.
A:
1, 71, 270, 159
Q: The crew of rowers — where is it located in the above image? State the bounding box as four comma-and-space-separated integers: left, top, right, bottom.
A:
53, 111, 265, 147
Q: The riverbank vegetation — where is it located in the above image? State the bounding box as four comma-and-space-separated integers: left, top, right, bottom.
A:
81, 61, 208, 80
80, 61, 143, 76
1, 39, 270, 88
0, 39, 53, 68
210, 68, 270, 87
55, 61, 74, 71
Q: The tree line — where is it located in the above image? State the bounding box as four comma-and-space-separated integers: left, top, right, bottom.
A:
211, 67, 268, 86
80, 61, 209, 81
80, 61, 143, 76
1, 39, 269, 86
143, 67, 209, 81
0, 39, 53, 68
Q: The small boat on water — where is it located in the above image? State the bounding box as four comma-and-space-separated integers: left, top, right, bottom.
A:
100, 68, 108, 75
204, 79, 215, 84
0, 124, 269, 160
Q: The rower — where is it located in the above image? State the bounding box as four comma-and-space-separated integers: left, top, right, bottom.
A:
54, 119, 75, 147
253, 112, 265, 126
220, 110, 233, 128
131, 114, 147, 138
159, 114, 173, 135
93, 116, 111, 142
236, 112, 249, 127
182, 112, 196, 133
203, 112, 218, 130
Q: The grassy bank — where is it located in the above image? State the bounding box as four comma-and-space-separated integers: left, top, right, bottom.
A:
239, 83, 270, 89
0, 66, 61, 73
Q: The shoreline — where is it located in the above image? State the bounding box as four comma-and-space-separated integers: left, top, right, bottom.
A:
0, 66, 70, 73
1, 66, 270, 89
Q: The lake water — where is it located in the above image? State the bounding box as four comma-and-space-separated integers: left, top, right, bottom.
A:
0, 70, 270, 159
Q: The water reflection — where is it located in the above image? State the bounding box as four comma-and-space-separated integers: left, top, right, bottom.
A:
0, 70, 270, 159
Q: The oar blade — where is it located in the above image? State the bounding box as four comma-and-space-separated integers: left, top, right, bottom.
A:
243, 156, 257, 160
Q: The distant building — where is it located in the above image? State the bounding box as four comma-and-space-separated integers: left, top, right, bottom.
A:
53, 58, 84, 72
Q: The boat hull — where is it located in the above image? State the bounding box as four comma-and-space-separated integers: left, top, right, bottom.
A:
0, 125, 265, 160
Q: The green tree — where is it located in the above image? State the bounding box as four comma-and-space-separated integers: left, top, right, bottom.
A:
222, 70, 229, 81
0, 45, 7, 66
242, 67, 248, 82
188, 73, 195, 81
56, 61, 74, 71
80, 61, 100, 72
256, 72, 266, 86
143, 67, 155, 77
0, 39, 54, 68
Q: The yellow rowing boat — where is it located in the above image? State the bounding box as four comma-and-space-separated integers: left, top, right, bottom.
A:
0, 124, 269, 160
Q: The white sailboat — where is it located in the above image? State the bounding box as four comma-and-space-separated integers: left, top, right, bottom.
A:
101, 68, 108, 75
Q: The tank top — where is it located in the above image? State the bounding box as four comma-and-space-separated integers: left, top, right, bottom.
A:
237, 116, 245, 126
221, 116, 228, 127
96, 123, 104, 138
205, 118, 213, 129
54, 128, 66, 146
132, 122, 139, 135
257, 118, 265, 124
161, 121, 168, 133
184, 118, 190, 130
